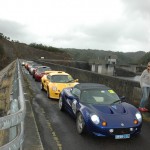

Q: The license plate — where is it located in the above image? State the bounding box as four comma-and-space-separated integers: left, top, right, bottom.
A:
115, 134, 130, 139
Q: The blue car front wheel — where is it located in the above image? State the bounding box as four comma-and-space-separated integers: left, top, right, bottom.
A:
76, 112, 85, 135
59, 96, 64, 111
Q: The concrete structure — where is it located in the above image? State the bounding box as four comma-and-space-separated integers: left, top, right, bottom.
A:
92, 64, 115, 76
36, 60, 150, 109
107, 58, 117, 65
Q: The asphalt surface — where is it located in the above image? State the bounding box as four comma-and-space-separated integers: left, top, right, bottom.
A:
22, 68, 44, 150
22, 66, 150, 150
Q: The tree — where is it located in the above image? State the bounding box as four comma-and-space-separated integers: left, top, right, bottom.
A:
29, 43, 62, 53
0, 33, 4, 39
139, 52, 150, 65
0, 44, 4, 56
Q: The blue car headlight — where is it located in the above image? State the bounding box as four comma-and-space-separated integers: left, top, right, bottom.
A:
91, 114, 100, 125
135, 112, 142, 122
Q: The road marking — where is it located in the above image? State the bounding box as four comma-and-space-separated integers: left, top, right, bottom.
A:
41, 108, 62, 150
47, 120, 62, 150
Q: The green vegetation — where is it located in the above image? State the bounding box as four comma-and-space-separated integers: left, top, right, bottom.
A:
0, 33, 10, 40
0, 33, 3, 39
0, 44, 8, 70
0, 44, 4, 56
29, 43, 63, 53
62, 48, 146, 65
139, 52, 150, 65
0, 32, 149, 67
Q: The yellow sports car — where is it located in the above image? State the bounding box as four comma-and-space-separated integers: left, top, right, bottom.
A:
41, 71, 79, 99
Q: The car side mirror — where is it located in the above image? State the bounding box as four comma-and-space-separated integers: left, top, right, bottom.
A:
75, 79, 79, 82
120, 96, 126, 102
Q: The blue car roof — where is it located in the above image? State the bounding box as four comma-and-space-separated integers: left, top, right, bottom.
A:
74, 83, 111, 91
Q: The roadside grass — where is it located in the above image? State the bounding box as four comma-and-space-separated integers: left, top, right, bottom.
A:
0, 76, 13, 113
0, 130, 5, 146
0, 62, 15, 147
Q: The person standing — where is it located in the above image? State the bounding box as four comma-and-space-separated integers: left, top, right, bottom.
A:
139, 62, 150, 112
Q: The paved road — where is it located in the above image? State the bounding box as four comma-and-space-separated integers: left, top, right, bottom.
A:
22, 67, 150, 150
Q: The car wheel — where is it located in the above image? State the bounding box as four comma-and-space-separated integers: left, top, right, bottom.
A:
76, 112, 85, 134
59, 95, 64, 111
41, 83, 44, 91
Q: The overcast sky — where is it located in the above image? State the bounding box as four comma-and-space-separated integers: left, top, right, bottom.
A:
0, 0, 150, 52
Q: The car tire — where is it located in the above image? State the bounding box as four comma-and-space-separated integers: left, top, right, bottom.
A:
76, 112, 85, 135
59, 95, 64, 111
47, 87, 50, 99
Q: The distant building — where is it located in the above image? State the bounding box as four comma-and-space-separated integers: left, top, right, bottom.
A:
107, 56, 117, 65
90, 55, 117, 76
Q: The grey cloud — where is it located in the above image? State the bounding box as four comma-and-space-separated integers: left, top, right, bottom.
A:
47, 17, 150, 51
82, 23, 123, 43
122, 0, 150, 18
0, 19, 26, 40
122, 21, 150, 43
0, 19, 41, 44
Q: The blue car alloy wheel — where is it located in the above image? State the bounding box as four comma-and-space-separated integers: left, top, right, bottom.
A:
59, 95, 64, 111
76, 112, 85, 134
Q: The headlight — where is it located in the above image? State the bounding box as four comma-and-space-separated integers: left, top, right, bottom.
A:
52, 86, 57, 91
135, 112, 142, 122
91, 114, 100, 125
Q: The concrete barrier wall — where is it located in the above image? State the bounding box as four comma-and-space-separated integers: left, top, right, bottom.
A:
36, 61, 149, 108
37, 59, 91, 70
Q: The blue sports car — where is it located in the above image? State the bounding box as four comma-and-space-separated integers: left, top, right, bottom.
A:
59, 83, 142, 139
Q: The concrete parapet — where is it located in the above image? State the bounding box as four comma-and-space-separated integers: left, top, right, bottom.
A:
36, 61, 150, 109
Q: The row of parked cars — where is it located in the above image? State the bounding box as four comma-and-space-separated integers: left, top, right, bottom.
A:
22, 60, 143, 139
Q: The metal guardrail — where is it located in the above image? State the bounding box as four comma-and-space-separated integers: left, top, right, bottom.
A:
0, 59, 26, 150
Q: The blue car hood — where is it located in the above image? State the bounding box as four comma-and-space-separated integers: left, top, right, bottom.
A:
83, 102, 139, 127
89, 103, 126, 114
83, 102, 137, 116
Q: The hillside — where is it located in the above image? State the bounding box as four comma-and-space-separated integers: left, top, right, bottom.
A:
0, 37, 71, 70
62, 48, 146, 65
0, 33, 149, 70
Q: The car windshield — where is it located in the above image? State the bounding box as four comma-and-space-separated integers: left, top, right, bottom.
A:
51, 75, 74, 83
32, 65, 40, 68
80, 89, 120, 105
37, 67, 50, 73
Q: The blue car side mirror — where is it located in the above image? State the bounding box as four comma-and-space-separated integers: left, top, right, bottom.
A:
120, 96, 126, 102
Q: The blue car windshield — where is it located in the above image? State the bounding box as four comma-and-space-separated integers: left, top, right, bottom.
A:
51, 75, 74, 83
80, 89, 120, 105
